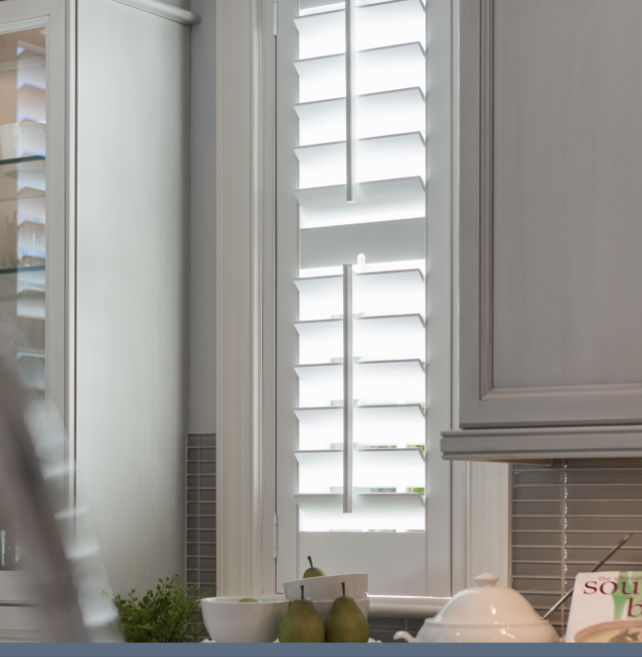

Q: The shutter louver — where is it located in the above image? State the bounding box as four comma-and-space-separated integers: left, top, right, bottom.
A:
288, 0, 428, 591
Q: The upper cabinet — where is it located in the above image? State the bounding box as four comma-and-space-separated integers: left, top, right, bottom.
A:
442, 0, 642, 460
0, 0, 198, 597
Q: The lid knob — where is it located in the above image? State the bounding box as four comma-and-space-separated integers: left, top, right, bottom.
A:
473, 573, 500, 588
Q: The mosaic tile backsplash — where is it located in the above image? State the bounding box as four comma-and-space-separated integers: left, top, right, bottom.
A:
186, 433, 216, 597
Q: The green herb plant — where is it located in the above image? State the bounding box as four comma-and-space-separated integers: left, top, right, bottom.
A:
112, 575, 212, 642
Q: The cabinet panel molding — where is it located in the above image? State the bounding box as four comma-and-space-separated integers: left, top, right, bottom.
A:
456, 0, 642, 437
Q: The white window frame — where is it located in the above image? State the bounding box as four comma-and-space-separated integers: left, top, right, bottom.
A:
213, 0, 510, 611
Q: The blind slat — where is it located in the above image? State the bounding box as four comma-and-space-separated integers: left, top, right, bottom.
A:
296, 448, 425, 493
296, 87, 425, 145
296, 269, 425, 319
296, 132, 425, 188
296, 42, 425, 102
295, 0, 425, 60
296, 493, 425, 531
296, 177, 425, 227
297, 404, 425, 450
296, 359, 425, 409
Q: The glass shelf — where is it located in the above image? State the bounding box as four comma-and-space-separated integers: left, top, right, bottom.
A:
0, 265, 45, 274
0, 156, 45, 189
0, 267, 45, 301
0, 155, 45, 167
0, 187, 45, 213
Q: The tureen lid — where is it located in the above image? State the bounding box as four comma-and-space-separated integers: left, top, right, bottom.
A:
434, 573, 546, 626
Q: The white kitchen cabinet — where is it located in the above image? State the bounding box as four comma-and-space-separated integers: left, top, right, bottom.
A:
442, 0, 642, 460
0, 0, 197, 597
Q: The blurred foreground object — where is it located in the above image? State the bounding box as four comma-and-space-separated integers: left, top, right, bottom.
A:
0, 351, 120, 641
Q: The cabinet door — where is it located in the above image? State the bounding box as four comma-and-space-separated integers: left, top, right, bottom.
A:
0, 0, 68, 640
443, 0, 642, 459
0, 0, 67, 429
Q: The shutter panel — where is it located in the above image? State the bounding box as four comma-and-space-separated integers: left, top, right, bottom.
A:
281, 0, 428, 594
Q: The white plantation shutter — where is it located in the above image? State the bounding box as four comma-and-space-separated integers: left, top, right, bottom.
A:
276, 0, 441, 597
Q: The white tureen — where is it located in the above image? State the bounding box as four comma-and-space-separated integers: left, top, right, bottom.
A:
394, 573, 560, 643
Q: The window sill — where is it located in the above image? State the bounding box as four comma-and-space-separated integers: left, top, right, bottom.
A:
368, 594, 449, 617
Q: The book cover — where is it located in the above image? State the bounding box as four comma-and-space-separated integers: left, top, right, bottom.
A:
566, 571, 642, 643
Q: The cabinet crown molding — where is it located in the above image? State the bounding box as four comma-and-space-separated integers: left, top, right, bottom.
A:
113, 0, 200, 25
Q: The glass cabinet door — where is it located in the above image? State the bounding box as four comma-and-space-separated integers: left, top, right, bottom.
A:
0, 27, 46, 408
0, 27, 47, 573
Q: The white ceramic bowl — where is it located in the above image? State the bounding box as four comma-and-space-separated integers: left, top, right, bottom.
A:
283, 573, 368, 602
310, 597, 369, 622
0, 121, 46, 160
201, 596, 289, 643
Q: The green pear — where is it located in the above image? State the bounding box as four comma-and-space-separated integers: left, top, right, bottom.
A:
238, 597, 259, 602
278, 585, 325, 643
303, 556, 326, 578
325, 582, 369, 643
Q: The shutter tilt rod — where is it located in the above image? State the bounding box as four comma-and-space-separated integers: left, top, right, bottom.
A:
342, 264, 353, 513
345, 0, 356, 202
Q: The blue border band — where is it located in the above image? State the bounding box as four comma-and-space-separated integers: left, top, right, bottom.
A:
0, 644, 640, 657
